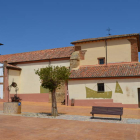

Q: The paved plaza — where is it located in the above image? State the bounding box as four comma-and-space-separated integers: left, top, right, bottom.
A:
0, 102, 140, 140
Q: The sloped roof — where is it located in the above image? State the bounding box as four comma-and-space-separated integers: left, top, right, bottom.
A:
70, 62, 140, 79
0, 46, 74, 63
71, 33, 140, 44
7, 64, 21, 70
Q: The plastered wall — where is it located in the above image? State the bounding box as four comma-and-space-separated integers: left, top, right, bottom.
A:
68, 78, 140, 104
13, 60, 70, 94
77, 39, 131, 65
9, 70, 20, 94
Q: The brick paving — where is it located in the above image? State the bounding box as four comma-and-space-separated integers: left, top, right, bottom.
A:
0, 102, 140, 140
0, 114, 140, 140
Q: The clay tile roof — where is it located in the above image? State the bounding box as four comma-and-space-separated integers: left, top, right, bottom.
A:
70, 62, 140, 79
0, 46, 74, 63
71, 33, 140, 44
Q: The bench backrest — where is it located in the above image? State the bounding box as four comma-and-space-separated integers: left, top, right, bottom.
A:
92, 106, 123, 115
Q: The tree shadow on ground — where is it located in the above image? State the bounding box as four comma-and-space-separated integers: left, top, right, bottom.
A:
90, 116, 121, 121
38, 112, 66, 116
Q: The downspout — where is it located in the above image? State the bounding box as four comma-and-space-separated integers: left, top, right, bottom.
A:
105, 39, 107, 65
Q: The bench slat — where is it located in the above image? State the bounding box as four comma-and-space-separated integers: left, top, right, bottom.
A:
90, 106, 123, 117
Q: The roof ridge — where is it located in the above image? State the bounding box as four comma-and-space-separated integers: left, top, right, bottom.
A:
0, 46, 75, 63
0, 46, 74, 56
71, 33, 140, 44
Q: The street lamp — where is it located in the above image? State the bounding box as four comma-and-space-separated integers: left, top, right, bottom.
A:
0, 43, 3, 46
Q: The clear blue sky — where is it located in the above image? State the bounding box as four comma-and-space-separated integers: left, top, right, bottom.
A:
0, 0, 140, 60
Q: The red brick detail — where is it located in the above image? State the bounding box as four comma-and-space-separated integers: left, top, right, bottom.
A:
0, 99, 5, 102
75, 46, 81, 51
128, 39, 138, 62
122, 104, 138, 108
65, 82, 68, 106
79, 50, 87, 60
3, 62, 9, 102
10, 93, 49, 102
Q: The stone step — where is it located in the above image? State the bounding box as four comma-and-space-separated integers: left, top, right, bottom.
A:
94, 102, 123, 107
72, 99, 114, 106
92, 99, 113, 103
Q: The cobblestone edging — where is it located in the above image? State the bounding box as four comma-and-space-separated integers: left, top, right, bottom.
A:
0, 111, 140, 124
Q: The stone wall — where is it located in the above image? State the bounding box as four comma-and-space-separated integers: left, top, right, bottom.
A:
70, 51, 80, 69
49, 82, 65, 103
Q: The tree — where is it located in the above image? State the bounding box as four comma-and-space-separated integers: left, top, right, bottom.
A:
35, 66, 70, 116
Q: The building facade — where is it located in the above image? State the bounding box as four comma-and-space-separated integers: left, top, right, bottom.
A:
68, 33, 140, 108
0, 33, 140, 108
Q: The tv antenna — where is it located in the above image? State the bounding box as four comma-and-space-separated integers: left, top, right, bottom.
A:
106, 28, 112, 36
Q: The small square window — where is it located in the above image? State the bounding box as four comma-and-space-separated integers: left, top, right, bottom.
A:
98, 57, 105, 65
99, 59, 104, 64
97, 83, 104, 92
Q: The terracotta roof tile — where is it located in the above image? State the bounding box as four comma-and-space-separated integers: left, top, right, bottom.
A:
71, 33, 140, 44
0, 46, 74, 63
70, 62, 140, 78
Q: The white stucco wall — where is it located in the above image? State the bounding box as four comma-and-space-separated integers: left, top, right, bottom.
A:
15, 60, 70, 94
9, 70, 21, 94
77, 39, 131, 65
68, 78, 140, 104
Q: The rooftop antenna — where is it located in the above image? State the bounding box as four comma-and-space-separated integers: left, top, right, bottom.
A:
106, 28, 111, 36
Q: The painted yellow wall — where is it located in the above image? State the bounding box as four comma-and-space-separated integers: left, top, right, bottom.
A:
9, 70, 20, 94
15, 60, 70, 94
77, 39, 131, 65
68, 78, 140, 104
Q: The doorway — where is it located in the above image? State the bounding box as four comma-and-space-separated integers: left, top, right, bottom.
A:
138, 88, 140, 108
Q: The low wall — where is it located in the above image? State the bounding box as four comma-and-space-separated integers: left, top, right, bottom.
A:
10, 93, 49, 102
67, 99, 138, 108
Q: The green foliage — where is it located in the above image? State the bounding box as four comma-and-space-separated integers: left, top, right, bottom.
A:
35, 66, 70, 92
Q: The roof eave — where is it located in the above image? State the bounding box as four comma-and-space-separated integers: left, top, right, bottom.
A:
69, 75, 140, 79
71, 34, 140, 45
8, 57, 70, 64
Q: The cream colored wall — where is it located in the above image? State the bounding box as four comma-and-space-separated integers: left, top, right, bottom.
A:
68, 78, 140, 104
9, 70, 20, 94
107, 39, 131, 63
77, 39, 131, 65
16, 60, 70, 94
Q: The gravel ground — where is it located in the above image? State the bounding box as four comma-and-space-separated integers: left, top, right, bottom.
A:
0, 111, 140, 124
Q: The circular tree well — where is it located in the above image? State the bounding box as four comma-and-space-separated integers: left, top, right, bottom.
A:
3, 102, 21, 114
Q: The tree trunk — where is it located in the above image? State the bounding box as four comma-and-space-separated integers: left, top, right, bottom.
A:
51, 89, 58, 116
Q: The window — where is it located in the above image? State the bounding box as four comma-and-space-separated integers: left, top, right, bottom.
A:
98, 57, 105, 65
97, 83, 104, 92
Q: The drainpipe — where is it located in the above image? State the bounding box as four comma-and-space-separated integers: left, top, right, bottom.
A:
105, 39, 107, 65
